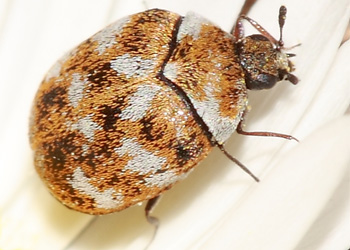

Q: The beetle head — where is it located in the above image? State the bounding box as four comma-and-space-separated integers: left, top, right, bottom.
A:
236, 34, 298, 90
235, 6, 298, 90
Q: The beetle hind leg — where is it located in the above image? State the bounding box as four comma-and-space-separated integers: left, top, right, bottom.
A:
217, 144, 260, 182
144, 196, 160, 249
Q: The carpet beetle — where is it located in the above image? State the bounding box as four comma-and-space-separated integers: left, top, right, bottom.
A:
29, 6, 297, 216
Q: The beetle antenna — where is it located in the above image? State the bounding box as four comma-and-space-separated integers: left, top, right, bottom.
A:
278, 6, 287, 47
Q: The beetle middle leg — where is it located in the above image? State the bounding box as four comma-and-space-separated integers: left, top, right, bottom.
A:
237, 111, 298, 142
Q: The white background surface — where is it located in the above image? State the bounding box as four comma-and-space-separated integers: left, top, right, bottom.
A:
0, 0, 349, 249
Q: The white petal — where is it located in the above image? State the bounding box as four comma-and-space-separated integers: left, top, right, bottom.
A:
198, 115, 350, 250
0, 0, 349, 249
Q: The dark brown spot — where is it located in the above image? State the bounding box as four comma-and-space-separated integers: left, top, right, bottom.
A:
71, 196, 85, 206
45, 133, 78, 171
97, 143, 113, 158
179, 48, 186, 57
47, 146, 66, 171
139, 115, 164, 141
175, 144, 192, 166
100, 105, 121, 130
41, 86, 66, 108
106, 174, 119, 186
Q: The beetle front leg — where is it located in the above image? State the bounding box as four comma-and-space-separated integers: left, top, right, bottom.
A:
231, 0, 257, 37
232, 17, 245, 40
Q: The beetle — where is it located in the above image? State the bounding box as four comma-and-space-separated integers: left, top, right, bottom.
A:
29, 5, 297, 224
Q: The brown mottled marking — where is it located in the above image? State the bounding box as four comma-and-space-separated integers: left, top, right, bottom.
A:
30, 7, 298, 215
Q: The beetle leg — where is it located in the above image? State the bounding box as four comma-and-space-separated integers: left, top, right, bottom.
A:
217, 144, 260, 182
232, 18, 245, 41
231, 0, 257, 37
144, 196, 160, 249
145, 196, 160, 226
238, 0, 257, 17
237, 115, 299, 142
233, 6, 290, 48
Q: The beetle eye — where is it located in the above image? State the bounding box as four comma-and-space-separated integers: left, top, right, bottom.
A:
246, 73, 278, 90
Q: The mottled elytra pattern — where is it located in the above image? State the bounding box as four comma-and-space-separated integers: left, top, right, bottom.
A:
30, 9, 248, 214
30, 10, 208, 214
30, 5, 299, 216
166, 12, 247, 144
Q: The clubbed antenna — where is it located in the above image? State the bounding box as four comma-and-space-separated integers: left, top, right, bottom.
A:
278, 6, 287, 47
233, 6, 289, 48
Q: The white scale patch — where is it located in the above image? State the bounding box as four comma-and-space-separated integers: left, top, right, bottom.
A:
120, 84, 161, 122
110, 53, 156, 79
69, 167, 124, 209
115, 138, 166, 175
276, 52, 289, 70
191, 85, 246, 144
70, 114, 102, 142
177, 12, 211, 42
163, 62, 178, 82
45, 61, 62, 82
82, 144, 89, 156
45, 49, 77, 81
68, 73, 88, 107
144, 169, 192, 188
92, 16, 130, 55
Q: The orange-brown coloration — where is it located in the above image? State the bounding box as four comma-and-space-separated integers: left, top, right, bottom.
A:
30, 10, 213, 214
167, 17, 247, 143
30, 7, 297, 215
